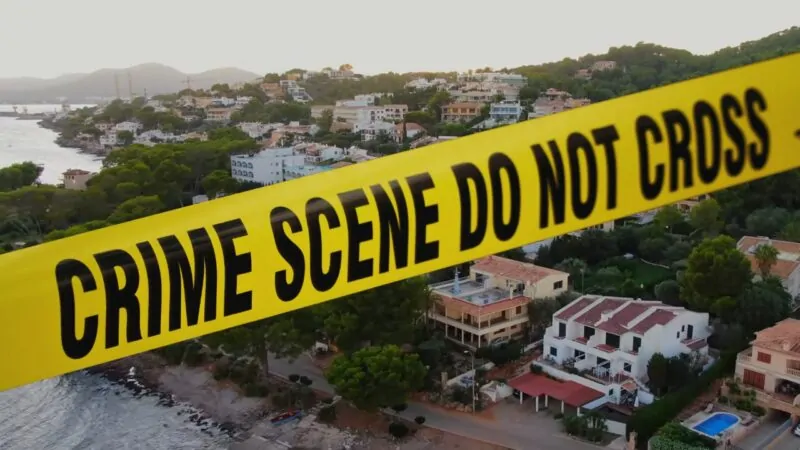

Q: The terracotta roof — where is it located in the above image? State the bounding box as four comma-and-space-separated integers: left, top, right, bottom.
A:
744, 254, 800, 279
574, 298, 627, 326
555, 296, 597, 320
558, 295, 687, 336
629, 310, 677, 334
753, 319, 800, 354
471, 255, 567, 284
738, 236, 800, 255
596, 302, 652, 335
436, 294, 530, 317
509, 373, 604, 407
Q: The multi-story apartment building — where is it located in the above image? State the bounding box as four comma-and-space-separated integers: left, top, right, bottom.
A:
206, 107, 234, 122
441, 102, 482, 123
735, 319, 800, 415
489, 101, 523, 122
230, 148, 304, 186
540, 295, 710, 405
737, 236, 800, 297
428, 256, 569, 349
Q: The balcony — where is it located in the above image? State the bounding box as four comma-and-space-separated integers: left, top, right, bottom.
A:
737, 349, 752, 363
427, 310, 528, 335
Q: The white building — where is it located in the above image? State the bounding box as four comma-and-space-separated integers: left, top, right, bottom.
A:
211, 97, 236, 107
235, 96, 254, 106
382, 104, 408, 122
405, 78, 448, 90
458, 72, 528, 87
353, 121, 396, 142
100, 132, 119, 147
206, 107, 234, 122
540, 295, 711, 405
114, 121, 142, 134
237, 122, 274, 139
230, 148, 305, 186
489, 101, 523, 122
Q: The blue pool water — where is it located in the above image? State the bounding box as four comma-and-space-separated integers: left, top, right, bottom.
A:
691, 412, 740, 437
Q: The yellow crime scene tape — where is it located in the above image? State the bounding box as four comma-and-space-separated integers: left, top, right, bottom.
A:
2, 54, 799, 392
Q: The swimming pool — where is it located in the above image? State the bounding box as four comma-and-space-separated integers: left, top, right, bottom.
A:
691, 412, 741, 438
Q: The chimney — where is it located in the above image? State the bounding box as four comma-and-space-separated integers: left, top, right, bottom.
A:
598, 310, 614, 324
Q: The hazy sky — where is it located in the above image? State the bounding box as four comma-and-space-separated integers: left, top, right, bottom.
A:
0, 0, 797, 78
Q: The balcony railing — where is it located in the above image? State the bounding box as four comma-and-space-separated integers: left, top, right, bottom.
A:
737, 349, 752, 363
787, 367, 800, 378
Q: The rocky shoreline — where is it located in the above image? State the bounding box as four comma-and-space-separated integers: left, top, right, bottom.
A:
37, 119, 108, 157
86, 353, 254, 443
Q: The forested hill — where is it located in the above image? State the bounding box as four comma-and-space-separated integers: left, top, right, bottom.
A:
511, 27, 800, 102
302, 27, 799, 105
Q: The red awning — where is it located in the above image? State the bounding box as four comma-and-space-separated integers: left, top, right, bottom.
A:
509, 373, 604, 407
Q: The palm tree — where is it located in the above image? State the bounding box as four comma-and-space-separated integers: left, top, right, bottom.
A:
754, 244, 779, 278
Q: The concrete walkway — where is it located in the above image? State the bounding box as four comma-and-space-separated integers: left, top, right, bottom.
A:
268, 353, 601, 450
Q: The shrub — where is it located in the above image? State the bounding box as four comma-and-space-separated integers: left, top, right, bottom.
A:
414, 416, 426, 425
388, 422, 409, 439
299, 375, 313, 386
752, 405, 766, 416
322, 397, 334, 404
288, 374, 300, 383
554, 412, 564, 419
531, 364, 544, 374
183, 342, 207, 367
318, 405, 336, 423
392, 403, 408, 412
717, 395, 728, 404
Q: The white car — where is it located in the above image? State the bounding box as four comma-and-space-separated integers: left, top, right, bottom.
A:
793, 423, 800, 437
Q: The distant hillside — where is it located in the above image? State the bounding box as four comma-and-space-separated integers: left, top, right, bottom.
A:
0, 64, 262, 103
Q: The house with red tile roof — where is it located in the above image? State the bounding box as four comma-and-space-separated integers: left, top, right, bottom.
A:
540, 295, 710, 406
427, 256, 569, 349
736, 236, 800, 298
735, 319, 800, 416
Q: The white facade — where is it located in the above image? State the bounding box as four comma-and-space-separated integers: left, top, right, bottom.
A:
353, 121, 396, 141
235, 96, 253, 106
382, 104, 408, 122
458, 72, 528, 87
230, 148, 305, 186
542, 295, 711, 402
237, 122, 274, 139
206, 108, 234, 122
489, 101, 523, 122
114, 121, 142, 134
100, 132, 119, 147
405, 77, 448, 90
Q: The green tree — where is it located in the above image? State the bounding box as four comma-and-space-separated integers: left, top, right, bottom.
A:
326, 345, 426, 411
654, 280, 681, 306
680, 235, 752, 312
689, 198, 722, 236
107, 195, 165, 224
201, 170, 238, 198
745, 207, 791, 237
654, 205, 684, 230
646, 353, 669, 395
317, 278, 428, 353
117, 130, 135, 146
753, 244, 779, 278
734, 281, 791, 335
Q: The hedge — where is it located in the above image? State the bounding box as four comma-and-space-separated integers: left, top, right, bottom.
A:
626, 351, 736, 449
650, 436, 710, 450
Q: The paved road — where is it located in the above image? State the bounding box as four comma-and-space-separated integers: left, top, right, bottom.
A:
268, 353, 600, 450
738, 415, 793, 450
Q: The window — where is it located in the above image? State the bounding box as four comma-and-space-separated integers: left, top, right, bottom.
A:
554, 281, 564, 289
676, 331, 680, 338
757, 352, 772, 363
583, 326, 595, 339
633, 337, 642, 352
549, 347, 557, 357
623, 362, 632, 372
558, 322, 567, 337
516, 306, 522, 315
574, 350, 585, 359
605, 333, 620, 349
